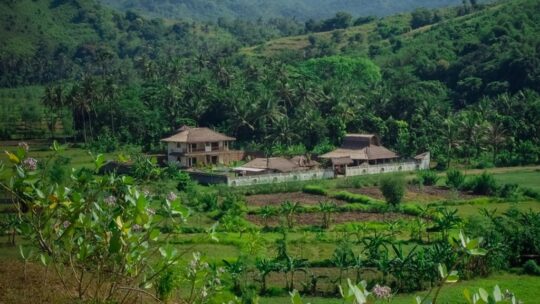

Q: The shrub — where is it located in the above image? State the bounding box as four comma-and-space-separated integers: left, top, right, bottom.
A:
446, 169, 466, 189
331, 191, 372, 204
498, 183, 519, 199
466, 172, 498, 195
417, 170, 440, 186
1, 143, 190, 302
88, 128, 119, 153
400, 204, 423, 216
379, 176, 405, 206
473, 157, 495, 169
523, 260, 540, 276
199, 192, 219, 212
523, 260, 540, 275
176, 171, 193, 192
302, 185, 328, 196
522, 187, 540, 200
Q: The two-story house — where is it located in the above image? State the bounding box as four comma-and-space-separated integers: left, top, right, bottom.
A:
162, 126, 243, 168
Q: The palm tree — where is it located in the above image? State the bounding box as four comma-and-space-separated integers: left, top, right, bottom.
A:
222, 258, 246, 294
486, 118, 508, 162
259, 206, 276, 228
389, 244, 418, 292
68, 75, 104, 142
255, 258, 276, 294
319, 201, 337, 229
41, 86, 62, 139
331, 240, 354, 286
361, 231, 390, 261
301, 269, 328, 296
457, 111, 488, 163
441, 118, 460, 168
280, 201, 300, 229
433, 208, 461, 240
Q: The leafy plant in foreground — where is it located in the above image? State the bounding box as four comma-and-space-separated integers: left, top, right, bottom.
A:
1, 143, 190, 302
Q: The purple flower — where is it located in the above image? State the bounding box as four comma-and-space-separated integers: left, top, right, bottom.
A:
132, 224, 142, 232
104, 195, 117, 206
372, 284, 392, 300
167, 192, 178, 201
18, 142, 29, 151
23, 158, 37, 171
62, 220, 71, 229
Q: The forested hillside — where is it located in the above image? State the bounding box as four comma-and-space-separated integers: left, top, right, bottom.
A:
1, 0, 539, 168
102, 0, 465, 21
0, 0, 302, 87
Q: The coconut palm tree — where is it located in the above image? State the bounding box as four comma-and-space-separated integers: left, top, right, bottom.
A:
486, 118, 508, 162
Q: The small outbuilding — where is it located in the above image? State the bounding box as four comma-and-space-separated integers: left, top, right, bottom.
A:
233, 157, 299, 176
320, 134, 399, 166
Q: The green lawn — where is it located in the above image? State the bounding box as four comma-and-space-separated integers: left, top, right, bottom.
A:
451, 201, 540, 217
259, 273, 540, 304
492, 170, 540, 191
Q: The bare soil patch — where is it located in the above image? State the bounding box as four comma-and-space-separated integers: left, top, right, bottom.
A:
347, 185, 480, 202
0, 259, 74, 303
246, 211, 413, 227
246, 191, 346, 207
0, 259, 152, 303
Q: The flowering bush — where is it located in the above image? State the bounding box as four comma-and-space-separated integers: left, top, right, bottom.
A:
1, 142, 190, 302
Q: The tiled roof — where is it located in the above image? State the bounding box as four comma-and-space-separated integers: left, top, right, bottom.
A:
162, 126, 235, 143
236, 157, 298, 173
320, 133, 398, 161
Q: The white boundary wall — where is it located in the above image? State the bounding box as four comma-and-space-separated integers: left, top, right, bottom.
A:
227, 169, 335, 187
345, 153, 430, 177
345, 162, 417, 177
226, 153, 430, 187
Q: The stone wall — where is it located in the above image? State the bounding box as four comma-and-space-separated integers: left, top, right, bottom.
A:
227, 169, 335, 187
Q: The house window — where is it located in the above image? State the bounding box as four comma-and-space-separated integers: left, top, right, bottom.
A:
177, 143, 181, 148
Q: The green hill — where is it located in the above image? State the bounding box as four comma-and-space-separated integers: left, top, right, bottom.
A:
102, 0, 466, 21
244, 0, 540, 102
0, 0, 238, 87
